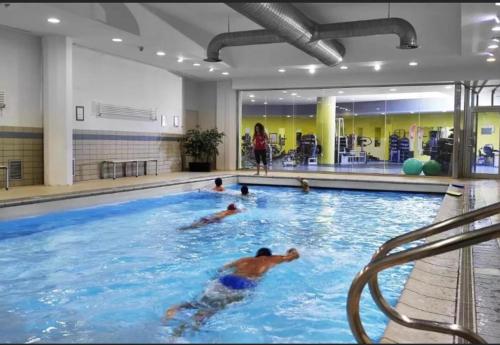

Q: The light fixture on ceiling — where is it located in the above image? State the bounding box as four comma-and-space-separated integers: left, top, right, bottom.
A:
263, 115, 267, 118
47, 17, 60, 24
249, 94, 255, 98
493, 38, 500, 42
193, 63, 201, 66
156, 51, 166, 56
291, 92, 297, 96
283, 91, 288, 94
251, 99, 255, 102
279, 97, 283, 100
222, 71, 229, 75
112, 38, 123, 42
340, 65, 348, 70
373, 64, 381, 71
264, 102, 268, 105
177, 57, 184, 63
496, 2, 500, 5
488, 44, 499, 49
409, 61, 418, 66
278, 68, 286, 73
338, 90, 344, 94
493, 25, 500, 31
209, 67, 214, 72
487, 57, 496, 62
309, 115, 314, 118
308, 66, 316, 74
390, 88, 397, 91
286, 115, 291, 118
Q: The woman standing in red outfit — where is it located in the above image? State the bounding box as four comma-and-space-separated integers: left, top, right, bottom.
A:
252, 123, 269, 176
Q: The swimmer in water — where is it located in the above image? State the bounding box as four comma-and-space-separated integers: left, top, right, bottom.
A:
297, 177, 310, 193
178, 203, 241, 230
212, 177, 225, 192
164, 247, 300, 336
240, 184, 249, 196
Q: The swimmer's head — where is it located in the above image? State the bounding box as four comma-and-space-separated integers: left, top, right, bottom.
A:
227, 203, 237, 211
241, 185, 249, 195
256, 247, 272, 257
215, 178, 223, 187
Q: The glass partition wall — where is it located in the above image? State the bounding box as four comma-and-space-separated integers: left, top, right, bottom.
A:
239, 85, 455, 176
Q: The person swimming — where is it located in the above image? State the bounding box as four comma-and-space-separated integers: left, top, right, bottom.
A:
212, 177, 225, 192
178, 203, 241, 230
164, 247, 300, 336
297, 177, 310, 193
240, 184, 249, 196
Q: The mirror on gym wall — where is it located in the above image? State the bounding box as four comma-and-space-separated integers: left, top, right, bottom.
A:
239, 84, 455, 177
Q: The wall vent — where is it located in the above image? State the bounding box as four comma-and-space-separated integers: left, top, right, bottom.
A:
0, 91, 5, 109
96, 102, 157, 121
8, 160, 23, 180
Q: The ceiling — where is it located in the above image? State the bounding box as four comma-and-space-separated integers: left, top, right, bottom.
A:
0, 2, 499, 83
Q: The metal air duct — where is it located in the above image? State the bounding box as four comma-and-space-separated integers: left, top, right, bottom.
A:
225, 2, 344, 66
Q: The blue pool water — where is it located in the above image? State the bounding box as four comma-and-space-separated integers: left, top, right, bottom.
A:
0, 185, 442, 343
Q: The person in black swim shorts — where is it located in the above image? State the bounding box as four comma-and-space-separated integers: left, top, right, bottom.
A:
164, 247, 300, 336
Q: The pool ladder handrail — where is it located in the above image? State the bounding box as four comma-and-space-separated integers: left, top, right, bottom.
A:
347, 201, 500, 344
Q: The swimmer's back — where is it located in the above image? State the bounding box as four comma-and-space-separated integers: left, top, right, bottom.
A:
231, 256, 285, 278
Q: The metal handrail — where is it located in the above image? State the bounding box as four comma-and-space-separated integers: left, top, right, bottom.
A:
347, 201, 500, 344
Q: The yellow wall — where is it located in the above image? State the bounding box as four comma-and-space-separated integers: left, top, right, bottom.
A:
241, 116, 316, 152
242, 112, 496, 161
476, 112, 500, 152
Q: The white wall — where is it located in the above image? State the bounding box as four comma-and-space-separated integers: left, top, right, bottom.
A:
0, 26, 42, 128
198, 81, 217, 130
73, 46, 183, 133
216, 80, 237, 171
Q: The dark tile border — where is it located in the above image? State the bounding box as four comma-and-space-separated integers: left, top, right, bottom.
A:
73, 133, 182, 142
0, 132, 43, 139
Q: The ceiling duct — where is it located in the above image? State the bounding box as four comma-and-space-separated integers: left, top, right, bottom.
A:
312, 18, 418, 49
224, 3, 344, 66
206, 3, 418, 66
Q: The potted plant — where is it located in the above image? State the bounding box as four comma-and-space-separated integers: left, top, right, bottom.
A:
179, 127, 225, 172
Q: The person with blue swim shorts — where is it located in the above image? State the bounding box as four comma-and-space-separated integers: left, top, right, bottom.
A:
165, 247, 300, 336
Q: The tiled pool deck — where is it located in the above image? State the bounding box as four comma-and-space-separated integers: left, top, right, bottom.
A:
0, 170, 499, 343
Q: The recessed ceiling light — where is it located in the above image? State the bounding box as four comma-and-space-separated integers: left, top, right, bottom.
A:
340, 65, 348, 70
309, 67, 316, 74
487, 57, 496, 62
279, 97, 283, 100
209, 67, 214, 72
222, 71, 229, 75
156, 51, 166, 56
112, 38, 123, 42
390, 88, 397, 91
291, 92, 297, 96
488, 44, 499, 49
374, 64, 381, 71
309, 115, 314, 118
193, 63, 201, 66
492, 26, 500, 31
409, 61, 418, 66
251, 99, 255, 102
47, 17, 60, 24
263, 115, 267, 118
493, 38, 500, 42
177, 57, 184, 63
486, 51, 495, 56
286, 115, 291, 118
249, 94, 255, 98
297, 95, 301, 98
278, 68, 286, 73
264, 102, 268, 105
496, 2, 500, 5
283, 91, 288, 94
338, 90, 344, 94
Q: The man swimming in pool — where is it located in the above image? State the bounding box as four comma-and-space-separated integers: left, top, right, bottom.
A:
164, 247, 300, 335
178, 203, 242, 230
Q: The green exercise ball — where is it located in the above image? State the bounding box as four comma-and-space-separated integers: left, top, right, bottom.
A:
402, 158, 423, 175
422, 160, 442, 176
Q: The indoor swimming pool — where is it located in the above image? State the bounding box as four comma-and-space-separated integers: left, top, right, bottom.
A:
0, 185, 443, 343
